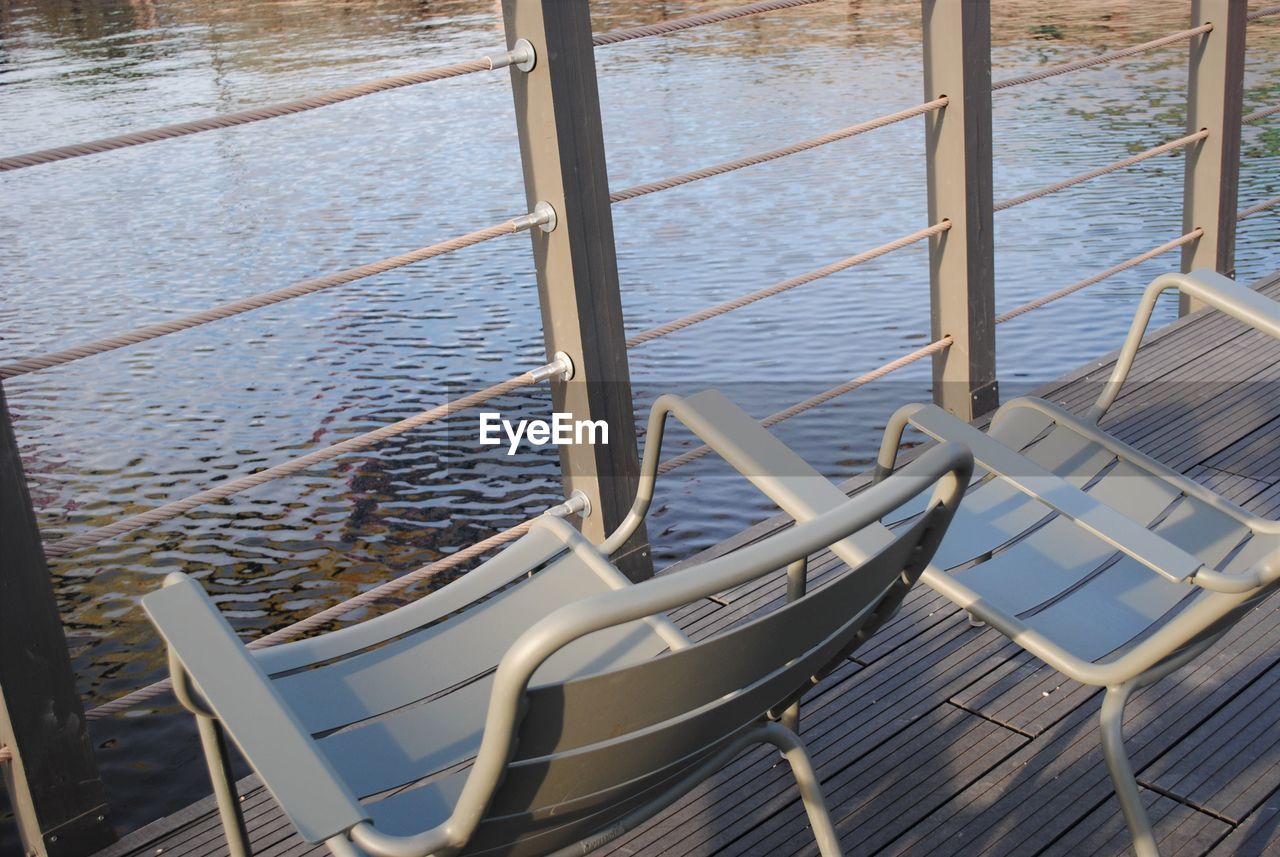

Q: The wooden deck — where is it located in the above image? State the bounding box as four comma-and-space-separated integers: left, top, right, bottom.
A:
97, 270, 1280, 857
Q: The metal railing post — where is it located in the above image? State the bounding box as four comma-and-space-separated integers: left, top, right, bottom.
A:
1180, 0, 1247, 314
501, 0, 652, 580
0, 381, 115, 857
921, 0, 998, 420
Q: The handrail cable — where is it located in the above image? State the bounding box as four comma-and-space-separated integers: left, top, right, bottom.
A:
0, 56, 507, 173
1247, 4, 1280, 20
656, 337, 954, 473
609, 97, 948, 203
5, 99, 942, 380
591, 0, 822, 46
45, 222, 948, 556
1244, 104, 1280, 124
0, 0, 821, 174
626, 222, 949, 346
1239, 196, 1278, 220
43, 356, 570, 558
994, 229, 1202, 325
992, 23, 1212, 91
0, 211, 552, 380
995, 129, 1208, 212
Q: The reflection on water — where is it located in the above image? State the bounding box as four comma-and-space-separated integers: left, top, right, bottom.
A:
0, 0, 1277, 844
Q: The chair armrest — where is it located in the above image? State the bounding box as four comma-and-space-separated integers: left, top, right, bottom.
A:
142, 573, 368, 843
1091, 270, 1280, 419
602, 390, 866, 557
905, 404, 1205, 584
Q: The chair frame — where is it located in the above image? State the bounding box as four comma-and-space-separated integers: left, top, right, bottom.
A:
147, 393, 973, 857
875, 270, 1280, 857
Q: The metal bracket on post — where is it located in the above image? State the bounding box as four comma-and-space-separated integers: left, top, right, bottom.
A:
1180, 0, 1247, 315
0, 381, 115, 857
921, 0, 998, 421
502, 0, 653, 581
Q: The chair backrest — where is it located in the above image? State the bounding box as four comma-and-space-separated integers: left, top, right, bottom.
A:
458, 449, 965, 855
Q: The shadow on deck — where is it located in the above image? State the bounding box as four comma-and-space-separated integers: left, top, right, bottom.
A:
97, 270, 1280, 857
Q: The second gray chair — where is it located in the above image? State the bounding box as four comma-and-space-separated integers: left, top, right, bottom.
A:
143, 390, 973, 857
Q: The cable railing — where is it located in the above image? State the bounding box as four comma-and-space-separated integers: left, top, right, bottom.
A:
625, 222, 950, 346
1244, 104, 1280, 124
992, 23, 1213, 91
0, 0, 821, 174
5, 0, 1276, 744
608, 97, 948, 203
43, 354, 570, 558
11, 18, 1274, 383
994, 130, 1209, 212
1239, 196, 1279, 220
0, 211, 554, 380
0, 97, 948, 381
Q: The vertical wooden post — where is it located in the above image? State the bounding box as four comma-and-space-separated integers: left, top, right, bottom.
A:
1180, 0, 1247, 314
502, 0, 652, 580
921, 0, 998, 420
0, 382, 115, 857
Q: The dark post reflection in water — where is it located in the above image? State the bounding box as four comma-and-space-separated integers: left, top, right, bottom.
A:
0, 0, 1277, 844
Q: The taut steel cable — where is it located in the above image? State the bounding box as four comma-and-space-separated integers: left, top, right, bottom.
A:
0, 213, 549, 380
1238, 197, 1278, 220
43, 360, 567, 557
992, 24, 1212, 91
626, 223, 949, 347
995, 130, 1208, 212
1, 0, 823, 173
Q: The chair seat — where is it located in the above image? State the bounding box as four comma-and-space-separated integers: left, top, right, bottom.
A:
266, 545, 673, 801
906, 399, 1269, 664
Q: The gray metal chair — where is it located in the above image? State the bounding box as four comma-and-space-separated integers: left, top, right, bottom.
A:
143, 390, 973, 857
870, 270, 1280, 857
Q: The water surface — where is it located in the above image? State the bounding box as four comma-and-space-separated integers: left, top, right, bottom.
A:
1, 0, 1278, 844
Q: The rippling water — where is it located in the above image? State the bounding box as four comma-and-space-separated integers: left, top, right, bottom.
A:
1, 0, 1278, 845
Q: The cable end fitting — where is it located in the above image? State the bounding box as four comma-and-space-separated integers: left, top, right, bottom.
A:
530, 351, 574, 384
512, 201, 557, 234
545, 489, 592, 520
490, 38, 536, 72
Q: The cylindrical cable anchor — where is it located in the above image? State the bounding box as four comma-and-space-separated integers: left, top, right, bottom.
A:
512, 201, 557, 234
546, 489, 592, 520
488, 39, 536, 72
530, 351, 574, 383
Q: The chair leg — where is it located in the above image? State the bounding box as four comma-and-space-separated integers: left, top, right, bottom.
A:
196, 714, 253, 857
1099, 684, 1159, 857
761, 722, 843, 857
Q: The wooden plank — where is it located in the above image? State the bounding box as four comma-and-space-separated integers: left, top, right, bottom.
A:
601, 621, 1016, 857
885, 595, 1280, 856
742, 705, 1025, 857
1143, 658, 1280, 823
1184, 463, 1272, 504
1206, 801, 1280, 855
1203, 420, 1280, 482
1045, 791, 1230, 857
0, 381, 115, 857
950, 647, 1099, 737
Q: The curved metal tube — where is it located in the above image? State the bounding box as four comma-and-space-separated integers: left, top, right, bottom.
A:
1090, 270, 1280, 421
